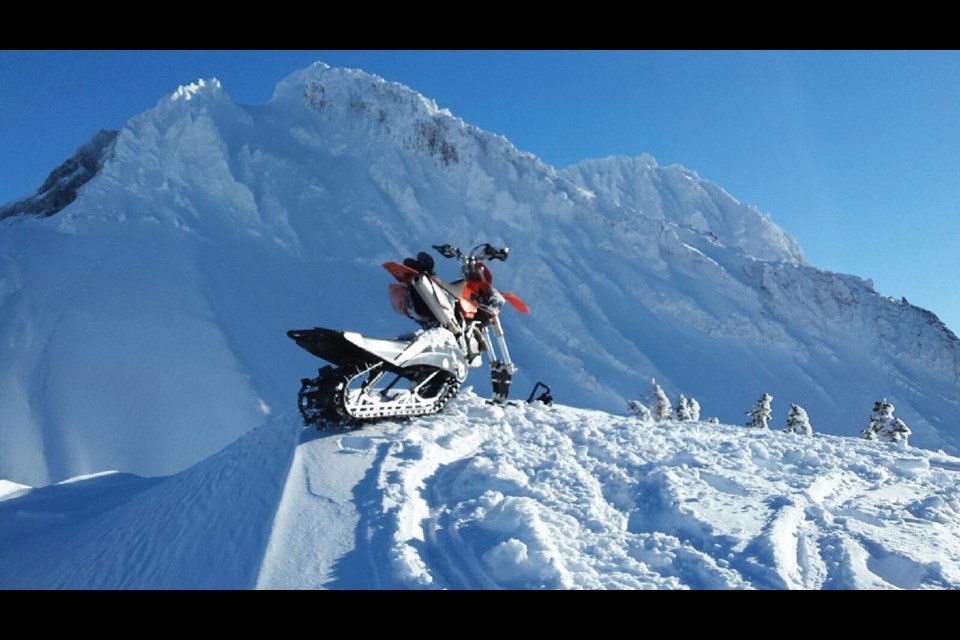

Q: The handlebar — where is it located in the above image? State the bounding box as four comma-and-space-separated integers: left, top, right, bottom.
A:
432, 244, 461, 260
432, 243, 509, 263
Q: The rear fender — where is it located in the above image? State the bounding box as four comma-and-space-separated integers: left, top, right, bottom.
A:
383, 261, 418, 284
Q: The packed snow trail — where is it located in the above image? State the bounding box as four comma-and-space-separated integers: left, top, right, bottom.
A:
256, 391, 960, 589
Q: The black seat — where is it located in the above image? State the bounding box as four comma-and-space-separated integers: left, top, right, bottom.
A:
403, 251, 436, 275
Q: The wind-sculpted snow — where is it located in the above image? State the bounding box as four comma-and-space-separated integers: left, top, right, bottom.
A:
0, 62, 957, 486
0, 413, 299, 589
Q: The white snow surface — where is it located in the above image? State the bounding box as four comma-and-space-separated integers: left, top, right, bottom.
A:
3, 392, 960, 590
0, 62, 957, 487
0, 479, 30, 502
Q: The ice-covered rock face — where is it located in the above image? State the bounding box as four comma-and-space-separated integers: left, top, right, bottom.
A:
0, 129, 118, 220
0, 62, 957, 486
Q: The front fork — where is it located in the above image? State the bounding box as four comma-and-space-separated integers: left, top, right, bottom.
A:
485, 316, 516, 403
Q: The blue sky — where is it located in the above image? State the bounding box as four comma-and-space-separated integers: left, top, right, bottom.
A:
2, 50, 958, 333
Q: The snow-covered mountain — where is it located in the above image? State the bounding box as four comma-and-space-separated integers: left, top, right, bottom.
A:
0, 62, 957, 487
3, 396, 959, 589
0, 129, 118, 221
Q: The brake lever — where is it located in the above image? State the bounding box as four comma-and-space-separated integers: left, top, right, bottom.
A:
432, 244, 461, 259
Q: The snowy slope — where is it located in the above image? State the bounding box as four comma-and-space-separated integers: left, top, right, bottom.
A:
0, 62, 957, 486
3, 395, 959, 589
0, 411, 299, 589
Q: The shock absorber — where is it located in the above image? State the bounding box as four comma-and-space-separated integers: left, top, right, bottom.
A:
487, 316, 516, 403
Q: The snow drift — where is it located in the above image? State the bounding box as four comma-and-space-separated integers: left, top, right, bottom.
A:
3, 394, 959, 589
0, 62, 957, 487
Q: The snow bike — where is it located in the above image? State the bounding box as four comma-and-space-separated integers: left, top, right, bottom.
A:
288, 243, 529, 427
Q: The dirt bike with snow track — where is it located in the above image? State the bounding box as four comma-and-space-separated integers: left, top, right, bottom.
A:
288, 243, 529, 427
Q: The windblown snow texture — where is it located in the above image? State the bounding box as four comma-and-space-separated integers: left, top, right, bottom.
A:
0, 63, 957, 488
0, 411, 298, 588
3, 394, 959, 589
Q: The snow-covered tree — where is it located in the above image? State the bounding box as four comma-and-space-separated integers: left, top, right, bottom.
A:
650, 379, 672, 422
745, 393, 773, 429
861, 401, 881, 440
674, 394, 692, 421
688, 398, 701, 422
885, 415, 911, 443
707, 417, 720, 425
862, 399, 911, 444
626, 399, 652, 422
784, 404, 812, 436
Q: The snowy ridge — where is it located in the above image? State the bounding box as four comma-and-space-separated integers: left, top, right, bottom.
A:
0, 62, 957, 487
0, 129, 118, 219
3, 395, 959, 589
0, 412, 298, 588
562, 155, 805, 264
171, 78, 224, 102
750, 262, 960, 380
271, 63, 553, 174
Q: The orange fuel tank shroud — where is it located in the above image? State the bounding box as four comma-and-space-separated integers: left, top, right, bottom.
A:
383, 260, 530, 317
